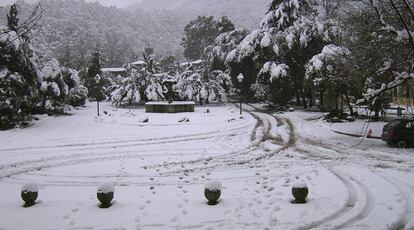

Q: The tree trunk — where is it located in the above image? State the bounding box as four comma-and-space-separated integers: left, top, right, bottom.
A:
320, 88, 325, 108
296, 90, 301, 106
345, 92, 354, 116
335, 93, 339, 110
302, 90, 307, 109
309, 89, 314, 108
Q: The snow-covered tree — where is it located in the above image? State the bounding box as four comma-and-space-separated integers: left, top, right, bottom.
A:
82, 50, 112, 100
305, 44, 354, 111
0, 4, 42, 129
206, 29, 248, 71
182, 16, 235, 60
40, 59, 88, 111
111, 59, 165, 106
344, 0, 414, 108
175, 62, 230, 104
221, 0, 340, 106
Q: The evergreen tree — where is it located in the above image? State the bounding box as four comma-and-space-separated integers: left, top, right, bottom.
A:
0, 4, 43, 129
7, 4, 19, 32
217, 16, 235, 34
182, 16, 235, 61
84, 50, 103, 99
218, 0, 339, 106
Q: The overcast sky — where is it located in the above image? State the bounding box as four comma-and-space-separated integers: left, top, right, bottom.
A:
0, 0, 142, 8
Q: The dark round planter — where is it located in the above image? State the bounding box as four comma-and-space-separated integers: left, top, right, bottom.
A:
292, 186, 308, 204
21, 191, 38, 207
204, 189, 221, 205
97, 192, 114, 208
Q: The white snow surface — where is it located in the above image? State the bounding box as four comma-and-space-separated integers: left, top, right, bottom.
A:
0, 102, 413, 229
22, 183, 39, 193
205, 181, 222, 192
293, 181, 307, 189
97, 182, 115, 194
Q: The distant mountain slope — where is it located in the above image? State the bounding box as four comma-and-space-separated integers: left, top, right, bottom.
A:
127, 0, 271, 30
0, 0, 271, 69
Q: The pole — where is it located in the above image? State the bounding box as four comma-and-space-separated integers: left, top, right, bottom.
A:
96, 86, 100, 116
240, 95, 242, 115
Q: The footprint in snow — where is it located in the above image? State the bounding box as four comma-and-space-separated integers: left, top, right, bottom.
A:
171, 215, 179, 222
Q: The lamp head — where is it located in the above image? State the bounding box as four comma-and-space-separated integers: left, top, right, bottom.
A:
95, 74, 101, 84
237, 73, 244, 83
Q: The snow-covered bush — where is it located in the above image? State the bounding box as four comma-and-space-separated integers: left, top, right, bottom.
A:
110, 63, 166, 106
175, 65, 231, 104
40, 59, 88, 112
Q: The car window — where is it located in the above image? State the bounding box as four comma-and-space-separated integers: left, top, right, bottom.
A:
405, 122, 414, 129
386, 120, 402, 128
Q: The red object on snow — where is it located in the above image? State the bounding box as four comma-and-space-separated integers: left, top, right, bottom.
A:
366, 129, 373, 138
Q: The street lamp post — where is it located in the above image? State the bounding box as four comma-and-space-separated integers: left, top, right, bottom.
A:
95, 74, 101, 116
237, 73, 244, 115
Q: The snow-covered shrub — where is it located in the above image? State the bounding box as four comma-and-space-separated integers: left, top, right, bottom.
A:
21, 183, 38, 207
292, 181, 308, 204
40, 59, 88, 112
0, 70, 31, 129
63, 68, 88, 107
111, 62, 167, 106
97, 183, 115, 208
204, 181, 222, 205
175, 66, 230, 104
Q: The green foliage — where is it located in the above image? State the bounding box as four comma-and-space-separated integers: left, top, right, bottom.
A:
83, 50, 105, 99
159, 55, 177, 73
7, 4, 19, 32
182, 16, 235, 60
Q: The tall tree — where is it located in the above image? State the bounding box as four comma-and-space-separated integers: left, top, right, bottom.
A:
182, 16, 235, 61
7, 4, 19, 32
84, 50, 103, 99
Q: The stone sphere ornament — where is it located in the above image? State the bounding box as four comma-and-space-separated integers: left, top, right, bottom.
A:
292, 181, 309, 204
204, 181, 222, 205
21, 183, 38, 207
97, 183, 115, 208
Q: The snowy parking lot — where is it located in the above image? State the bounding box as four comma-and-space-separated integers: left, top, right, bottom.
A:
0, 103, 413, 230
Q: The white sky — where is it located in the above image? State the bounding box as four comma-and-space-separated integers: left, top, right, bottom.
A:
0, 0, 142, 8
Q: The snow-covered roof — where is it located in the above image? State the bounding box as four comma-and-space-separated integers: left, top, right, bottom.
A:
101, 68, 126, 72
131, 60, 146, 65
180, 59, 203, 67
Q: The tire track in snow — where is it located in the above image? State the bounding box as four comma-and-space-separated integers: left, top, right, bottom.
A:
0, 121, 253, 178
0, 123, 252, 153
375, 173, 414, 230
299, 168, 358, 229
331, 172, 376, 229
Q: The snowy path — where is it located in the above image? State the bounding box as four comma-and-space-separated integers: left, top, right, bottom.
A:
0, 103, 413, 229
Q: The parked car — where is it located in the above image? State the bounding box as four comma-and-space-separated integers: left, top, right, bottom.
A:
382, 119, 414, 148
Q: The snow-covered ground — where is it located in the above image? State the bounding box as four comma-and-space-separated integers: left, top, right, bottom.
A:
0, 102, 413, 229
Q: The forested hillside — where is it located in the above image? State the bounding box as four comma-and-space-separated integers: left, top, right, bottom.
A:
0, 0, 269, 69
